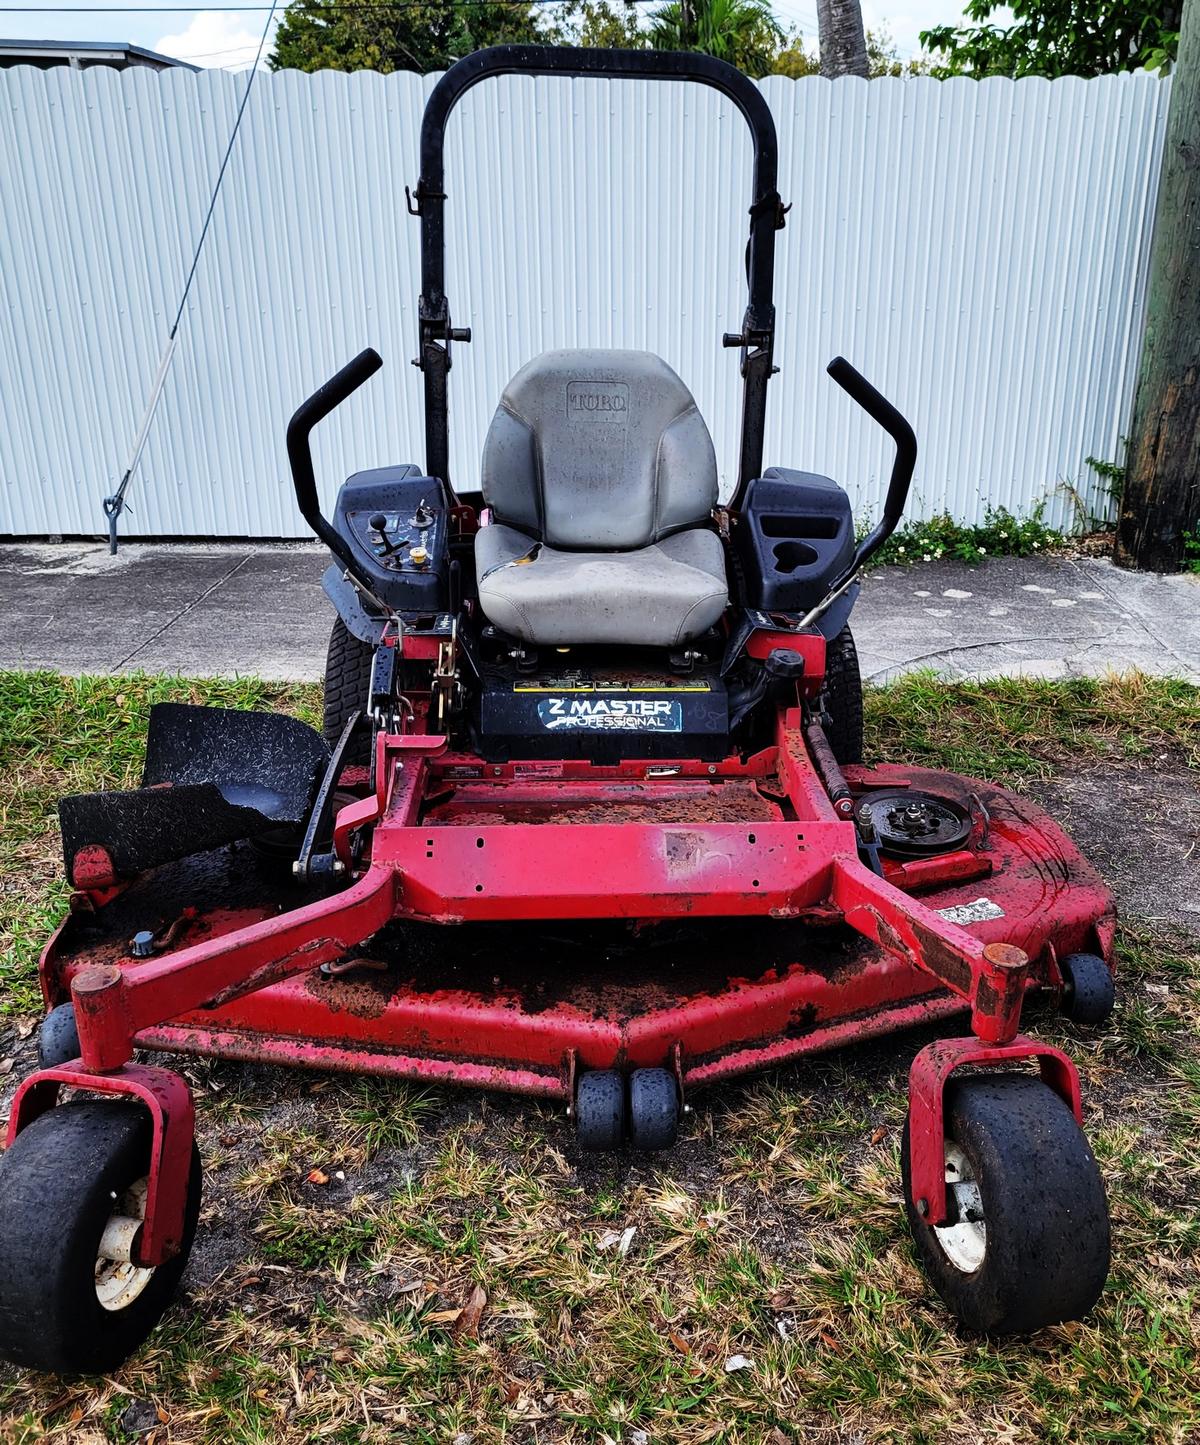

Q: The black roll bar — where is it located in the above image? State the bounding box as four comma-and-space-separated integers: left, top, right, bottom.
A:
410, 45, 787, 502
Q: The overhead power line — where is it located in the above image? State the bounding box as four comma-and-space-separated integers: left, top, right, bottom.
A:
103, 0, 279, 550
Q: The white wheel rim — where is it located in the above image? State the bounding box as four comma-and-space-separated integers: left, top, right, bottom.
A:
95, 1176, 156, 1311
933, 1142, 987, 1273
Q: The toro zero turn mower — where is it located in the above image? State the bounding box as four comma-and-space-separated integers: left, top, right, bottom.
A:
0, 46, 1117, 1373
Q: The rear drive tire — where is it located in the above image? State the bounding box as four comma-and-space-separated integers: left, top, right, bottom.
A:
823, 625, 864, 765
0, 1101, 202, 1373
575, 1071, 626, 1151
323, 617, 374, 758
900, 1074, 1109, 1334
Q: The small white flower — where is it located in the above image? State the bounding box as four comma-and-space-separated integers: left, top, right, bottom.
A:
1033, 541, 1040, 549
898, 545, 906, 553
924, 554, 932, 562
978, 546, 986, 555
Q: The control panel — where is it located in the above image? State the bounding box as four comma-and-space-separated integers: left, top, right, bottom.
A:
332, 464, 449, 612
349, 494, 443, 573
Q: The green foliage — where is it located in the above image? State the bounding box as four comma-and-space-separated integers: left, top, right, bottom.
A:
647, 0, 784, 78
259, 1204, 379, 1268
865, 670, 1200, 779
1183, 531, 1200, 575
771, 24, 930, 78
269, 0, 918, 80
557, 0, 646, 48
870, 503, 1065, 568
269, 0, 557, 73
1086, 452, 1128, 504
922, 1, 1182, 78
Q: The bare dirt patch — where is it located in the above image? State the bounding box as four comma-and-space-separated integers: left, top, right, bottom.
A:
1027, 763, 1200, 929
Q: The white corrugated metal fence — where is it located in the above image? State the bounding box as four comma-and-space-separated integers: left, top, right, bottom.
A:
0, 66, 1170, 537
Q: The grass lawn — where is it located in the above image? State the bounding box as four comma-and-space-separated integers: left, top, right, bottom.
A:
0, 670, 1197, 1444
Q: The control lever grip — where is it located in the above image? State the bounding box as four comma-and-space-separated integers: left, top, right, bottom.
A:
826, 356, 917, 579
286, 349, 383, 587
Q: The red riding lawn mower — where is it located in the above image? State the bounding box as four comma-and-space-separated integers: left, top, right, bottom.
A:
0, 46, 1117, 1374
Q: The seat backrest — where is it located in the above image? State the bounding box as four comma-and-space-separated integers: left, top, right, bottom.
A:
480, 349, 718, 550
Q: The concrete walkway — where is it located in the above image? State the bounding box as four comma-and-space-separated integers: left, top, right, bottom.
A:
1, 541, 1198, 684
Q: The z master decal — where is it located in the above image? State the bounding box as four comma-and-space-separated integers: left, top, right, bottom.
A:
537, 697, 683, 732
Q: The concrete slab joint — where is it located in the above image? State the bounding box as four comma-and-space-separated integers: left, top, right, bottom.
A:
0, 543, 1196, 684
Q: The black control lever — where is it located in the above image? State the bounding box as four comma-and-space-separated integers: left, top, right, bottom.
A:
369, 511, 395, 555
286, 349, 384, 593
790, 359, 918, 630
826, 356, 918, 581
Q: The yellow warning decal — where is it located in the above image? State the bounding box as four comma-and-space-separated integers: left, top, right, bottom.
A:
514, 677, 710, 693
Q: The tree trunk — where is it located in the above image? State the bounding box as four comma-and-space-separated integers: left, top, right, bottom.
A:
1114, 0, 1200, 572
816, 0, 868, 78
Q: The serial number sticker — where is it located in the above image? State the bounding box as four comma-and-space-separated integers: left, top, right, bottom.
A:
537, 697, 683, 732
936, 897, 1006, 925
514, 762, 565, 778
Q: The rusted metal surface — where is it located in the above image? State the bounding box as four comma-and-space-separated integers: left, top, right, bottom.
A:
424, 778, 783, 826
69, 843, 121, 890
6, 1061, 195, 1267
881, 849, 992, 892
136, 1023, 568, 1097
829, 858, 1032, 1044
26, 713, 1116, 1275
40, 736, 1116, 1092
907, 1036, 1082, 1225
55, 862, 397, 1073
135, 923, 946, 1091
804, 719, 855, 818
846, 763, 1117, 966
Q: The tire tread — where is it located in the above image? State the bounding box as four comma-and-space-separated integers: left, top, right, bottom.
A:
824, 626, 864, 765
0, 1101, 200, 1373
901, 1073, 1109, 1334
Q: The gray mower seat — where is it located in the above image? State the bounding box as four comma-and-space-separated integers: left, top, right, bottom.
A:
476, 349, 728, 647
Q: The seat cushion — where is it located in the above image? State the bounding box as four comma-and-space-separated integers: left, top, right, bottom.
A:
476, 523, 729, 647
481, 350, 719, 550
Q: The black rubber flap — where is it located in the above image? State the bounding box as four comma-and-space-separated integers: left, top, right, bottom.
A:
59, 705, 330, 884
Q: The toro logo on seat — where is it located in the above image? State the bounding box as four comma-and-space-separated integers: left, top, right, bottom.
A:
567, 382, 629, 419
538, 697, 682, 732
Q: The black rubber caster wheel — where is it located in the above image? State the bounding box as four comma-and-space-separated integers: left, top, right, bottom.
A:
1060, 953, 1116, 1027
38, 1002, 81, 1067
900, 1074, 1109, 1334
628, 1068, 679, 1151
575, 1070, 626, 1151
0, 1100, 202, 1373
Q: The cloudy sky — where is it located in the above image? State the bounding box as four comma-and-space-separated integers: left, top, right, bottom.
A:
1, 0, 1007, 70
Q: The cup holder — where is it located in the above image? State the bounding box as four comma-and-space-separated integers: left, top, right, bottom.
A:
773, 540, 820, 574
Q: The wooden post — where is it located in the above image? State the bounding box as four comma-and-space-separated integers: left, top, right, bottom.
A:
1115, 0, 1200, 572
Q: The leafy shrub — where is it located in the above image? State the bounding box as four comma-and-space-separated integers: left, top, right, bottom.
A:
869, 504, 1065, 568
